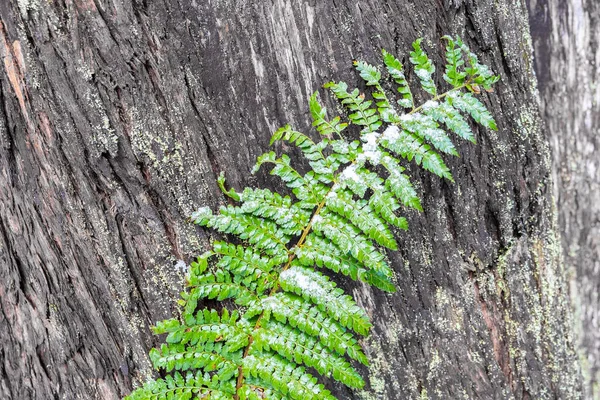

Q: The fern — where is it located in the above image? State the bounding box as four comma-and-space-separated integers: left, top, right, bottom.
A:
126, 35, 499, 400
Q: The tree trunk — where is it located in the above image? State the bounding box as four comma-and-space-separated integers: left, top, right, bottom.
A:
0, 0, 585, 399
529, 0, 600, 397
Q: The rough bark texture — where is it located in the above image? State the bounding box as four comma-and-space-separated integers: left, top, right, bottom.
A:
529, 0, 600, 397
0, 0, 584, 399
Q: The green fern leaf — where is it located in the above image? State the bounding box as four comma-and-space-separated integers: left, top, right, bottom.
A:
382, 49, 414, 109
400, 109, 458, 156
239, 188, 311, 236
379, 153, 423, 211
279, 265, 372, 335
455, 36, 500, 91
309, 92, 348, 138
243, 354, 337, 400
325, 189, 397, 249
295, 233, 395, 292
254, 321, 365, 388
409, 38, 437, 96
324, 81, 381, 133
380, 125, 453, 181
354, 60, 399, 123
441, 35, 467, 87
191, 205, 290, 256
422, 99, 476, 143
447, 91, 498, 131
126, 371, 236, 400
250, 292, 369, 364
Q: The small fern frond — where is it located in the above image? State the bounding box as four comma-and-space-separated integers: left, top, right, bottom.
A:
254, 320, 365, 388
423, 99, 476, 143
379, 153, 423, 211
380, 125, 453, 181
126, 371, 236, 400
409, 38, 437, 96
309, 92, 348, 138
454, 36, 500, 91
325, 189, 397, 249
192, 205, 290, 256
442, 35, 467, 87
251, 292, 369, 364
279, 265, 372, 335
127, 35, 500, 400
382, 49, 414, 109
243, 354, 337, 400
324, 81, 382, 133
354, 60, 399, 123
238, 188, 311, 236
447, 91, 498, 130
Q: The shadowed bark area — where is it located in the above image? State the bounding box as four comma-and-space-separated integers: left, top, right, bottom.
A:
529, 0, 600, 397
0, 0, 583, 399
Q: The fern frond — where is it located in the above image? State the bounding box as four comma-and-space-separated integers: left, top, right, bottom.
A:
325, 189, 397, 249
400, 108, 458, 156
129, 36, 500, 400
191, 205, 290, 256
309, 92, 348, 138
184, 268, 261, 309
149, 343, 239, 377
354, 60, 399, 123
125, 371, 235, 400
423, 99, 475, 143
379, 153, 423, 211
238, 188, 311, 236
154, 308, 242, 345
441, 35, 467, 87
279, 265, 372, 335
382, 49, 414, 109
447, 91, 498, 130
254, 321, 365, 388
270, 125, 337, 182
324, 81, 381, 133
454, 36, 500, 91
409, 38, 437, 96
249, 292, 369, 364
253, 152, 327, 205
337, 164, 409, 230
312, 210, 394, 278
380, 125, 453, 181
243, 354, 337, 400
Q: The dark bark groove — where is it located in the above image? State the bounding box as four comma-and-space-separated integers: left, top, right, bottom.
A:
0, 0, 583, 399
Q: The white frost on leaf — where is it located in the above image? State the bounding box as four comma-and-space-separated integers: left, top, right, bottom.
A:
360, 131, 382, 165
280, 268, 324, 297
421, 100, 439, 111
191, 206, 212, 220
382, 125, 401, 142
339, 163, 360, 184
415, 68, 431, 80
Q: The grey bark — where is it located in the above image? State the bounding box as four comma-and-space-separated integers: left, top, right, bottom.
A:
529, 0, 600, 397
0, 0, 585, 399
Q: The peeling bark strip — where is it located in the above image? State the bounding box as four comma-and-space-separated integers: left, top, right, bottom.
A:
0, 0, 583, 399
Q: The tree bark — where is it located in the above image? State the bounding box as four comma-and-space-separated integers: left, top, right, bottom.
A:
529, 0, 600, 397
0, 0, 584, 399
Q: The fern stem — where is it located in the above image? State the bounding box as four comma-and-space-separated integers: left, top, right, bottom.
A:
406, 82, 469, 116
234, 187, 332, 398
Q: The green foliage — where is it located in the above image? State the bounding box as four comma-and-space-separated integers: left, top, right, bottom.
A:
126, 35, 499, 400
